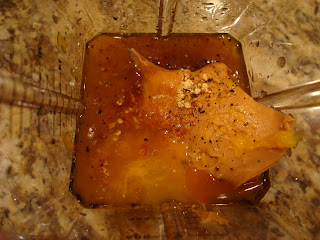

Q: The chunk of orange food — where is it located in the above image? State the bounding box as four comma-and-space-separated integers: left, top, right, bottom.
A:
130, 48, 297, 189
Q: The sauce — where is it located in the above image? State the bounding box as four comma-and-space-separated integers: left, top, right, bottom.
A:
71, 34, 269, 207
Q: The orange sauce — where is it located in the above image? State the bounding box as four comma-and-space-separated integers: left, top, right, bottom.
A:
71, 34, 268, 207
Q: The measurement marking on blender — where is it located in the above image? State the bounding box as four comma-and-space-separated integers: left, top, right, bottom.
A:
52, 70, 56, 137
19, 54, 25, 138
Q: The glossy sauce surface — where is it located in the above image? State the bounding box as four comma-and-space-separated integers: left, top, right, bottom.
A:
71, 34, 268, 207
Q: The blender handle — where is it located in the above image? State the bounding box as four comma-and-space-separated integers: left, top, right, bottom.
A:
256, 80, 320, 112
0, 71, 85, 115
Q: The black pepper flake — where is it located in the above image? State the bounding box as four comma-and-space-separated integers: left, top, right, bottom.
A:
243, 122, 249, 126
80, 209, 89, 215
215, 167, 219, 171
86, 146, 90, 152
209, 140, 212, 143
144, 138, 148, 142
253, 139, 256, 142
51, 138, 56, 144
230, 89, 235, 93
98, 109, 102, 114
233, 119, 237, 122
201, 137, 204, 140
198, 108, 205, 114
230, 103, 234, 106
113, 16, 118, 20
230, 168, 233, 171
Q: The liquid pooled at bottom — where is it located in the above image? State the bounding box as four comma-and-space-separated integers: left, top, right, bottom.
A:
71, 34, 296, 207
